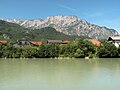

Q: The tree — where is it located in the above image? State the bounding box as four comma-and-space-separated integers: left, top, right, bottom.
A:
98, 40, 118, 58
74, 49, 84, 58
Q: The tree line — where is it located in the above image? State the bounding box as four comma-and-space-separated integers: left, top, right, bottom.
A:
0, 38, 120, 58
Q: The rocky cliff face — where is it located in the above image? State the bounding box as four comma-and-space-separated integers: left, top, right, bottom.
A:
1, 16, 118, 39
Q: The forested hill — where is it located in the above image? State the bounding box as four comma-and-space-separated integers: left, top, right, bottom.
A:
0, 20, 82, 41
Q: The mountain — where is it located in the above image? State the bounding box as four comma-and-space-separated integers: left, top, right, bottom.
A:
0, 16, 118, 39
0, 20, 82, 41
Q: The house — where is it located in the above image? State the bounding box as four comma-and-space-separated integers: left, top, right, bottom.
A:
47, 40, 63, 44
0, 40, 8, 44
14, 40, 31, 46
14, 39, 43, 46
31, 42, 42, 46
89, 39, 101, 46
17, 40, 31, 45
108, 36, 120, 47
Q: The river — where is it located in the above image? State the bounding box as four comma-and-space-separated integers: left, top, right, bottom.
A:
0, 58, 120, 90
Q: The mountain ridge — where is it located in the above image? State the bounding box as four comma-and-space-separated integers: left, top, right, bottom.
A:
0, 20, 85, 41
0, 16, 118, 39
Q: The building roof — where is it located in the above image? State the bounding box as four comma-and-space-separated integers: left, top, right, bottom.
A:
108, 36, 120, 41
0, 40, 8, 44
89, 39, 101, 46
63, 40, 71, 44
31, 42, 42, 45
47, 40, 63, 43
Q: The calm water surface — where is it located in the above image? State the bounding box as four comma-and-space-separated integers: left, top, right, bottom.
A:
0, 58, 120, 90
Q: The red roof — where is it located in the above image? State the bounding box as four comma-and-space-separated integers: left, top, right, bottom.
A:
31, 42, 42, 45
63, 40, 71, 44
89, 39, 101, 46
0, 40, 8, 44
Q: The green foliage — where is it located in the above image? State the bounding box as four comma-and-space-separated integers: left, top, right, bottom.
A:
59, 42, 79, 58
73, 38, 96, 57
98, 40, 119, 58
74, 49, 84, 58
59, 38, 96, 58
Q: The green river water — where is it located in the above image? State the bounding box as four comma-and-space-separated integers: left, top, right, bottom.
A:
0, 58, 120, 90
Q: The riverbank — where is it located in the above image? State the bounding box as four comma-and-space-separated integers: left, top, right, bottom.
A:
0, 38, 120, 58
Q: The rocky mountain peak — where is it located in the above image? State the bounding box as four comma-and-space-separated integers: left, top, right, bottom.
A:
0, 16, 118, 39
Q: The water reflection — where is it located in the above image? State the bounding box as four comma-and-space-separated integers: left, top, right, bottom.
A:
0, 58, 120, 90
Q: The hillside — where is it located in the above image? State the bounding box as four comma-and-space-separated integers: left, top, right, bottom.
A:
0, 20, 82, 41
1, 16, 118, 39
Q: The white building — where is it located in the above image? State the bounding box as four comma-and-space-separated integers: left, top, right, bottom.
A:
108, 36, 120, 48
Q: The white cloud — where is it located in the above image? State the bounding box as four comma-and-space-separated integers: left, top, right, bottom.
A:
56, 3, 76, 11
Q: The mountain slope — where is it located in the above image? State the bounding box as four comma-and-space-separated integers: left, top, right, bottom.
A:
0, 20, 82, 41
1, 16, 118, 39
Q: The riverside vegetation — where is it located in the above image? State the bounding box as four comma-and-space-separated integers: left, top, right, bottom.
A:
0, 38, 120, 58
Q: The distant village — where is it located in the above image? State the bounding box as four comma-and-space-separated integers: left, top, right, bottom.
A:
0, 35, 120, 47
0, 39, 71, 46
0, 38, 101, 46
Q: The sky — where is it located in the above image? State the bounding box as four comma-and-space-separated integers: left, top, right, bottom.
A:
0, 0, 120, 32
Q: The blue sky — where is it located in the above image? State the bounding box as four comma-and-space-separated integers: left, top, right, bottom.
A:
0, 0, 120, 32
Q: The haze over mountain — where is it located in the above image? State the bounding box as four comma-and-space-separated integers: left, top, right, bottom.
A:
0, 16, 118, 39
